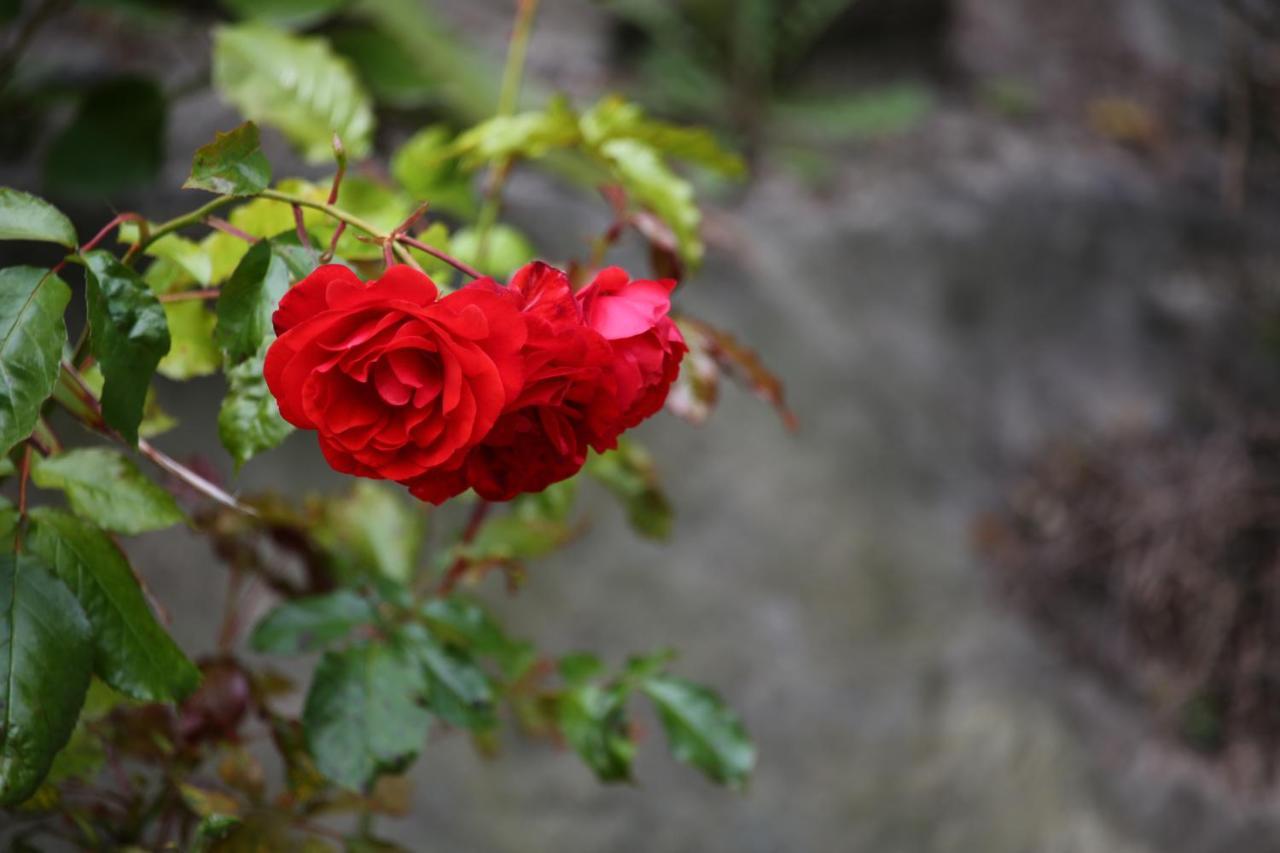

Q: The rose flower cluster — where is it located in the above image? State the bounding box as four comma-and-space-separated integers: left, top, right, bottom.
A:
263, 262, 686, 504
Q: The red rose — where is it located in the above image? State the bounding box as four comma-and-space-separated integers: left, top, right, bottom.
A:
264, 264, 525, 482
576, 267, 686, 434
404, 263, 616, 504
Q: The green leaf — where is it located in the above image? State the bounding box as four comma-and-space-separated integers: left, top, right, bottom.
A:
449, 224, 535, 280
598, 138, 702, 267
558, 682, 634, 783
218, 344, 293, 470
215, 239, 292, 364
249, 590, 377, 655
390, 126, 475, 216
586, 440, 673, 540
0, 267, 70, 455
31, 448, 185, 535
78, 364, 177, 439
158, 300, 220, 380
0, 188, 76, 247
558, 652, 604, 685
185, 122, 272, 197
303, 641, 431, 791
83, 250, 171, 445
26, 508, 199, 702
213, 24, 375, 162
420, 597, 535, 680
640, 675, 754, 788
579, 96, 745, 177
313, 482, 424, 584
400, 623, 494, 729
43, 77, 166, 196
0, 553, 93, 805
453, 95, 579, 167
141, 233, 215, 290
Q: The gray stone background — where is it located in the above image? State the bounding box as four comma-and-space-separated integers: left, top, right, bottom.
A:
8, 0, 1280, 850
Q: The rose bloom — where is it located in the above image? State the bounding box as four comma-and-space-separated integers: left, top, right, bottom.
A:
576, 267, 687, 432
264, 264, 525, 482
403, 263, 617, 504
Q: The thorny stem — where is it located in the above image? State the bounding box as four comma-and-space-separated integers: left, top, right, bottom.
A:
396, 234, 482, 280
292, 204, 312, 249
320, 134, 349, 262
437, 500, 492, 596
259, 189, 418, 268
205, 216, 257, 244
57, 362, 257, 517
127, 195, 239, 261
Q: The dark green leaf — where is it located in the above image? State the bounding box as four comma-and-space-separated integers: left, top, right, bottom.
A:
215, 239, 292, 363
420, 597, 535, 680
213, 24, 374, 162
26, 508, 199, 702
44, 77, 166, 196
0, 188, 77, 247
218, 344, 293, 470
640, 675, 754, 788
0, 553, 92, 805
250, 590, 377, 655
400, 623, 494, 729
303, 641, 431, 791
31, 447, 185, 535
84, 250, 171, 444
0, 266, 70, 455
586, 440, 673, 540
558, 682, 634, 783
185, 122, 272, 197
218, 343, 291, 468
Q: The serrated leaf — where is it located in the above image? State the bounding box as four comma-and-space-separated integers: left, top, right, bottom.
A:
0, 188, 76, 247
558, 682, 634, 783
586, 440, 672, 540
213, 24, 374, 162
218, 344, 293, 469
640, 675, 754, 789
26, 508, 199, 702
186, 122, 272, 197
0, 267, 70, 455
0, 553, 93, 805
303, 641, 431, 791
249, 590, 377, 655
215, 239, 292, 364
313, 482, 423, 584
159, 300, 220, 380
44, 77, 166, 196
31, 448, 185, 535
598, 138, 702, 267
84, 250, 171, 444
400, 623, 494, 729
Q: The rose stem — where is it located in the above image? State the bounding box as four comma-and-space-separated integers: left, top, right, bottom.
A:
437, 500, 492, 596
